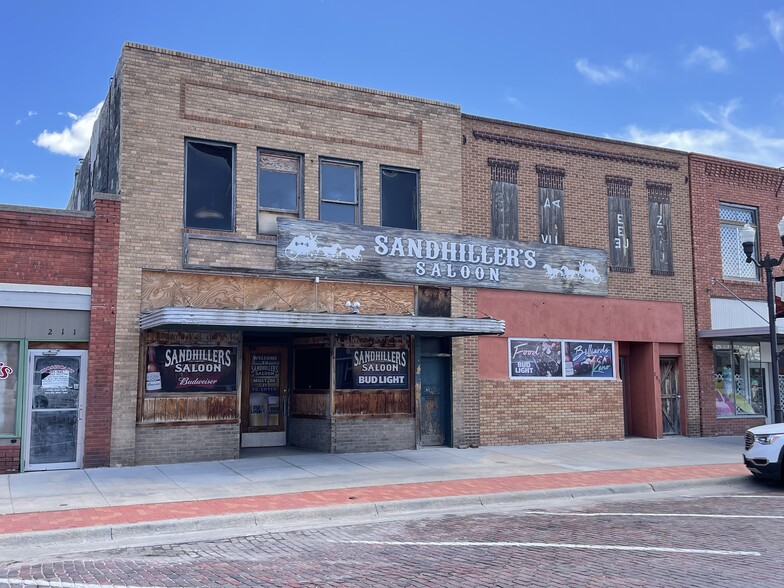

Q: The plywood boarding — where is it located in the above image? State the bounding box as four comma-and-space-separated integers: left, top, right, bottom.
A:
140, 394, 238, 424
141, 271, 414, 315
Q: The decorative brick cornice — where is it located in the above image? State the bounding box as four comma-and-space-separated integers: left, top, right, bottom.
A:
473, 130, 680, 170
488, 158, 519, 183
704, 161, 782, 190
646, 181, 672, 203
606, 175, 632, 198
536, 165, 565, 190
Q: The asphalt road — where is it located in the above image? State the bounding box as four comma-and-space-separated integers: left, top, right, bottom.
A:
2, 480, 783, 587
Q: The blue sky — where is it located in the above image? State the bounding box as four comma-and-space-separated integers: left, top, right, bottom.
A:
2, 0, 784, 209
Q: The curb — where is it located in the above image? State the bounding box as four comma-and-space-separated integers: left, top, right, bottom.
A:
0, 475, 752, 556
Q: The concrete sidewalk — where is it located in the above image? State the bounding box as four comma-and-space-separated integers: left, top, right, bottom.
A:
0, 436, 750, 548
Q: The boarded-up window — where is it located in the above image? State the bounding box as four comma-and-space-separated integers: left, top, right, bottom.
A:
607, 176, 634, 272
647, 181, 674, 275
537, 165, 565, 245
489, 158, 519, 240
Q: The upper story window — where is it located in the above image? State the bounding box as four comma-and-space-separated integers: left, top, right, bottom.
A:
720, 203, 759, 280
488, 159, 519, 240
258, 150, 302, 235
320, 159, 361, 224
381, 166, 419, 230
184, 139, 235, 231
536, 165, 565, 245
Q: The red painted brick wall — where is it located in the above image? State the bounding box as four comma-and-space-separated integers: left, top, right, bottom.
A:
689, 154, 784, 435
84, 196, 121, 468
0, 444, 20, 474
0, 207, 94, 286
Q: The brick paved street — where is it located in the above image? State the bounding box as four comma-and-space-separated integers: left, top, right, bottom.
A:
2, 482, 782, 587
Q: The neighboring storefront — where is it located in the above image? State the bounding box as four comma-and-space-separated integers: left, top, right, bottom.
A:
462, 116, 698, 443
689, 153, 784, 435
0, 201, 119, 472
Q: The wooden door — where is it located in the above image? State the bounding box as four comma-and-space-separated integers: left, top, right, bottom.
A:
242, 346, 288, 447
660, 358, 681, 435
420, 355, 450, 446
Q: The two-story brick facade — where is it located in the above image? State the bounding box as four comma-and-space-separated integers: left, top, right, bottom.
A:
689, 153, 784, 436
461, 116, 698, 443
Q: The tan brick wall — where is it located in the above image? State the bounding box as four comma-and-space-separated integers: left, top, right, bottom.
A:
480, 380, 625, 445
111, 44, 462, 464
462, 115, 699, 443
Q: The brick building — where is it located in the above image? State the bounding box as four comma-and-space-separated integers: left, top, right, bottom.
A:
69, 43, 508, 466
58, 43, 710, 469
689, 153, 784, 436
0, 198, 119, 472
462, 116, 698, 443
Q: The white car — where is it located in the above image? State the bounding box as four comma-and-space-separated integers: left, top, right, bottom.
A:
744, 424, 784, 480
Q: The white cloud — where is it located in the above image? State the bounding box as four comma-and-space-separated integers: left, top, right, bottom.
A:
34, 102, 102, 157
766, 10, 784, 51
615, 99, 784, 167
575, 58, 624, 84
505, 94, 522, 108
684, 46, 728, 72
0, 169, 36, 182
15, 110, 38, 126
735, 33, 754, 51
623, 55, 645, 73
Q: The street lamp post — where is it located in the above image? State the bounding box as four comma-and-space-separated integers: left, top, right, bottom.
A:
741, 217, 784, 424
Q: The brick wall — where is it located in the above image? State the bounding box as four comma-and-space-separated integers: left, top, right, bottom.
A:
0, 206, 93, 287
462, 115, 699, 444
689, 153, 784, 435
480, 380, 624, 445
107, 43, 463, 464
333, 417, 415, 453
135, 423, 239, 465
83, 194, 121, 467
0, 444, 20, 474
288, 418, 331, 452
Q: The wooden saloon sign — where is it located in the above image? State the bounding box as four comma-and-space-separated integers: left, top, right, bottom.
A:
276, 219, 608, 296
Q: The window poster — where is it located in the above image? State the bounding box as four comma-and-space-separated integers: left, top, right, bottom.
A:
509, 338, 615, 380
249, 352, 280, 427
508, 339, 563, 378
0, 341, 20, 435
146, 346, 237, 393
564, 341, 615, 379
336, 348, 409, 389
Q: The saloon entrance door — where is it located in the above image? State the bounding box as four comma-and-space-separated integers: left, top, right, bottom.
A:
24, 350, 87, 471
420, 338, 451, 447
241, 346, 288, 448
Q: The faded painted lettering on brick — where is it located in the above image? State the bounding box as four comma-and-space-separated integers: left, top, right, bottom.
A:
276, 219, 608, 296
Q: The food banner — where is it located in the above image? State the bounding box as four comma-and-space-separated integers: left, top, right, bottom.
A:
508, 339, 563, 378
509, 338, 615, 380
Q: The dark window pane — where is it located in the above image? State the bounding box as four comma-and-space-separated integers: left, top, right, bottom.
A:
335, 348, 353, 390
294, 348, 330, 390
321, 202, 356, 224
259, 169, 298, 211
382, 168, 418, 229
185, 141, 233, 230
321, 163, 357, 203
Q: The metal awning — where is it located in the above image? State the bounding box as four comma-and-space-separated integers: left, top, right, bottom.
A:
698, 327, 776, 340
140, 308, 505, 337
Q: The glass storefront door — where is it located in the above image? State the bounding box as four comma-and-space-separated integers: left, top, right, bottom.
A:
24, 350, 87, 470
